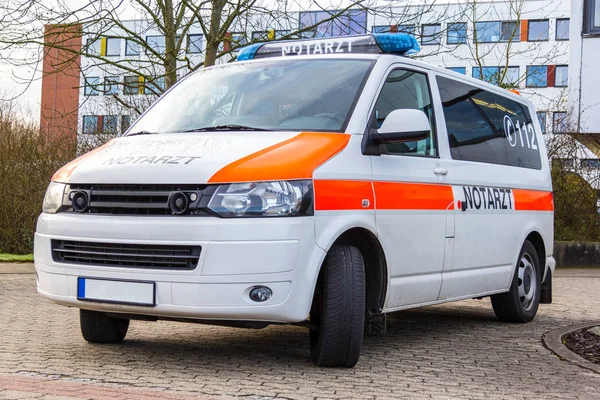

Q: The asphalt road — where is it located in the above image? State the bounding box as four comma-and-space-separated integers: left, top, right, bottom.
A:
0, 267, 599, 399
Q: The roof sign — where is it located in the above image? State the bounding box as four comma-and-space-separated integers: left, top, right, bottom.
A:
236, 33, 420, 61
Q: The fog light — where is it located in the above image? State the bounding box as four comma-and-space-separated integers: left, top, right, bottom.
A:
249, 286, 272, 302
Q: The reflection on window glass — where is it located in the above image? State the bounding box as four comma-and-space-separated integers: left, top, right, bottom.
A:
581, 158, 600, 168
447, 67, 466, 74
436, 76, 540, 169
121, 115, 131, 134
472, 66, 519, 86
82, 115, 99, 134
104, 76, 119, 95
188, 34, 203, 53
125, 39, 140, 55
103, 115, 119, 134
500, 21, 519, 41
526, 65, 548, 87
124, 76, 140, 95
447, 23, 467, 44
475, 22, 500, 42
555, 66, 568, 87
421, 24, 441, 45
86, 38, 101, 55
84, 77, 100, 96
299, 10, 367, 37
372, 69, 436, 156
146, 35, 165, 54
145, 77, 165, 95
553, 112, 567, 133
556, 19, 570, 40
105, 38, 120, 56
537, 111, 547, 134
596, 2, 600, 27
127, 59, 374, 134
528, 20, 549, 41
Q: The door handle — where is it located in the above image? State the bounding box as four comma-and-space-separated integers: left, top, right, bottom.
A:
433, 164, 448, 176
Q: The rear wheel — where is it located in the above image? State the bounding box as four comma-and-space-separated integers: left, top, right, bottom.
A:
80, 309, 129, 343
491, 241, 541, 323
309, 244, 365, 367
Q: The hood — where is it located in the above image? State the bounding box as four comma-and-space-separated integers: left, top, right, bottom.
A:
53, 131, 350, 184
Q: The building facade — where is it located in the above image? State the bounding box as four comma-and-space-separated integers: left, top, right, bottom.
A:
41, 0, 574, 147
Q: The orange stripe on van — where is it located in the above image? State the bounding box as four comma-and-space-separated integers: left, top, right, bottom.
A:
314, 180, 374, 211
51, 139, 116, 183
513, 189, 553, 211
208, 132, 350, 183
374, 182, 454, 210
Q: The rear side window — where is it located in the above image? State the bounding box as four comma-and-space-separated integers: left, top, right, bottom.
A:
436, 75, 541, 169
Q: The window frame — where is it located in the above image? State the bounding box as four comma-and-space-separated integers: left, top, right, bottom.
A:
187, 34, 203, 54
527, 19, 550, 41
553, 111, 568, 133
105, 38, 121, 56
146, 35, 165, 55
584, 0, 600, 34
447, 22, 467, 44
554, 65, 568, 87
500, 21, 520, 42
103, 115, 119, 135
474, 21, 501, 43
537, 111, 547, 134
526, 65, 548, 88
121, 115, 131, 134
104, 76, 119, 95
84, 77, 100, 96
125, 39, 141, 56
123, 76, 140, 95
367, 66, 440, 158
82, 115, 99, 134
421, 24, 442, 45
555, 18, 570, 40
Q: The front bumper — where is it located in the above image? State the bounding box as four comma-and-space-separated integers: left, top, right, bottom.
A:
34, 213, 325, 323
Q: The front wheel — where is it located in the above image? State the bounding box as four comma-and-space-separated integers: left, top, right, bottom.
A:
309, 244, 365, 367
80, 309, 130, 343
491, 241, 541, 323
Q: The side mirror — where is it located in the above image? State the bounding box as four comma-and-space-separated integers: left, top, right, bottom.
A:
374, 109, 431, 144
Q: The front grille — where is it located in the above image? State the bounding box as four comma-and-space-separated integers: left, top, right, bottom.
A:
51, 240, 201, 270
65, 184, 217, 216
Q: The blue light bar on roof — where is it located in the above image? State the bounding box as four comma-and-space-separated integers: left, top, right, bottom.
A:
236, 33, 420, 61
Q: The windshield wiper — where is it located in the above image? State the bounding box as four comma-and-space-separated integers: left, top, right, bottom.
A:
182, 124, 271, 132
127, 130, 159, 136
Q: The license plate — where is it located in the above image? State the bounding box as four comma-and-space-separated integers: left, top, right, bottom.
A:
77, 277, 156, 307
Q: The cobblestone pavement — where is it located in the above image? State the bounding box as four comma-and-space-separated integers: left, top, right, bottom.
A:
0, 268, 599, 400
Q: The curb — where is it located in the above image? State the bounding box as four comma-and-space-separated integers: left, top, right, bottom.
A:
0, 263, 35, 274
542, 321, 600, 374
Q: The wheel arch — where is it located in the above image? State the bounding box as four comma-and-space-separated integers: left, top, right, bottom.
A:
524, 230, 547, 282
327, 227, 388, 318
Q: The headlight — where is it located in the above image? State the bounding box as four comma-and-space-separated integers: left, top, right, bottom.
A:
42, 182, 66, 214
208, 180, 313, 217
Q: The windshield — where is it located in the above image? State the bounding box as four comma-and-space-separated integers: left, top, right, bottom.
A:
127, 59, 374, 134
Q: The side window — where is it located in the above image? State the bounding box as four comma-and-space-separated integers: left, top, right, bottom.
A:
372, 69, 436, 156
436, 75, 541, 169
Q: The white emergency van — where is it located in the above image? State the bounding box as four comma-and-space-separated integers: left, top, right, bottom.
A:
35, 34, 554, 367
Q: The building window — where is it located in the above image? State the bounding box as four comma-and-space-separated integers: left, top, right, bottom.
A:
584, 0, 600, 33
472, 66, 519, 86
581, 158, 600, 168
556, 18, 570, 40
84, 77, 100, 96
221, 32, 247, 52
124, 76, 140, 95
86, 38, 101, 55
526, 65, 548, 87
82, 115, 99, 134
553, 158, 574, 168
555, 65, 568, 87
105, 38, 120, 56
145, 77, 165, 94
537, 111, 547, 134
187, 34, 203, 53
146, 35, 165, 54
103, 115, 119, 135
500, 21, 520, 41
447, 67, 466, 74
553, 111, 568, 133
372, 25, 415, 35
125, 39, 140, 56
447, 23, 467, 44
121, 115, 131, 134
421, 24, 441, 45
104, 76, 119, 95
299, 10, 367, 38
251, 29, 291, 41
528, 20, 549, 41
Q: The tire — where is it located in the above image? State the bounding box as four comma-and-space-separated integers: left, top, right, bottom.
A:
309, 244, 365, 367
80, 309, 130, 343
491, 241, 541, 323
